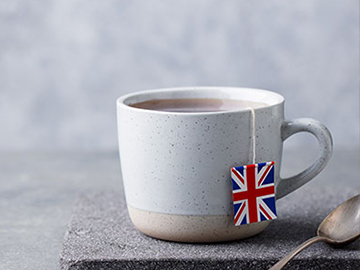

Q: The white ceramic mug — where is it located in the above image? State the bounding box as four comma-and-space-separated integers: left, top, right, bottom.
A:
117, 87, 332, 242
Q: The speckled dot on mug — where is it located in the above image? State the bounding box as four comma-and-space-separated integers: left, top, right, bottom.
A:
117, 87, 332, 242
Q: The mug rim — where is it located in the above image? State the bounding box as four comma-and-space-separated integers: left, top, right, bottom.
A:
117, 86, 285, 115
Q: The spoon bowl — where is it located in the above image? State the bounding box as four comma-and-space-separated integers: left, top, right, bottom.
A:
318, 194, 360, 244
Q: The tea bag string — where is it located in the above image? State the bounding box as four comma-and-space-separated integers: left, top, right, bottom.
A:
248, 107, 256, 164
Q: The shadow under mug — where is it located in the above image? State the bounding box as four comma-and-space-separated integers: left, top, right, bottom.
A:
117, 87, 332, 243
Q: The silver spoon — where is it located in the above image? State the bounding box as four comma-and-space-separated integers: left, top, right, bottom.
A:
270, 194, 360, 270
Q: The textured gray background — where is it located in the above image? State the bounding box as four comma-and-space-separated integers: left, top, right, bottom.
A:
0, 0, 359, 151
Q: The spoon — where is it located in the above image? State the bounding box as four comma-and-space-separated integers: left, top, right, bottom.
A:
270, 194, 360, 270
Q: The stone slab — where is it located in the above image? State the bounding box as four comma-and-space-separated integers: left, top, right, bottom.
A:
60, 186, 360, 270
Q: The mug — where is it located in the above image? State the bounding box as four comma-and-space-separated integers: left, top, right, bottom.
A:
117, 87, 332, 242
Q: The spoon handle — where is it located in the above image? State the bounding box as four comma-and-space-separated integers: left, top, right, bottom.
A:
269, 236, 325, 270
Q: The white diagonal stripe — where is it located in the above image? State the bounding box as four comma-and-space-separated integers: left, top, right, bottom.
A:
258, 197, 277, 219
256, 164, 273, 188
231, 169, 246, 191
235, 200, 249, 226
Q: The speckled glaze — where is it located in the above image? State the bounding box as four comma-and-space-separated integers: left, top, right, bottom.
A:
117, 87, 332, 242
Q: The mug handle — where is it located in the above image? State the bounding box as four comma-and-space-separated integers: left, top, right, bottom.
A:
276, 118, 333, 199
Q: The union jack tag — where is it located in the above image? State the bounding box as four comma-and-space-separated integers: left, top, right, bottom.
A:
231, 161, 277, 226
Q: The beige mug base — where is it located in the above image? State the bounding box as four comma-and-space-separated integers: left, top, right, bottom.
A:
128, 205, 270, 243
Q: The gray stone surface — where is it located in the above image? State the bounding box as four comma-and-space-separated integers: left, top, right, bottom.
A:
0, 148, 359, 270
0, 152, 122, 270
60, 188, 359, 270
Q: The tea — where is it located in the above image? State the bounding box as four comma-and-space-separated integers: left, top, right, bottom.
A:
130, 98, 267, 112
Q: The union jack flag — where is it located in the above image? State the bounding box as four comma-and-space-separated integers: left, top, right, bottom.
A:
231, 161, 277, 226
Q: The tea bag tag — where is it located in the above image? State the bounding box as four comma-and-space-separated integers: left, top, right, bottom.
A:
230, 107, 277, 226
231, 162, 277, 226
